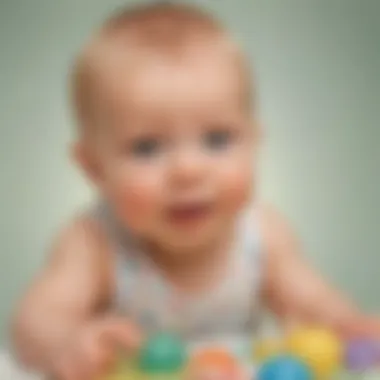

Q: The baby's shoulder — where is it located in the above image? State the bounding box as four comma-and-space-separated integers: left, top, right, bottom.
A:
49, 210, 111, 268
36, 209, 116, 308
250, 203, 296, 252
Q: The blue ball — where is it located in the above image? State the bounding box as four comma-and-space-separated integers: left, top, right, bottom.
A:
257, 355, 314, 380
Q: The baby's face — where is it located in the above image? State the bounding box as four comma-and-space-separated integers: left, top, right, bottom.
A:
92, 51, 255, 251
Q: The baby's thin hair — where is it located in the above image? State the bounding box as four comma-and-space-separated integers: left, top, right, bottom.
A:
71, 1, 250, 135
104, 1, 225, 46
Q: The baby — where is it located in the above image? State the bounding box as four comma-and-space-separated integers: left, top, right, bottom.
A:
11, 2, 380, 379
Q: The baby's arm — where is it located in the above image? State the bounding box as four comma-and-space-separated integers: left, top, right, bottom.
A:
260, 205, 380, 337
11, 217, 140, 377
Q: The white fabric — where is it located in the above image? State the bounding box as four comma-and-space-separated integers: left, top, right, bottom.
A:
0, 351, 41, 380
92, 202, 264, 356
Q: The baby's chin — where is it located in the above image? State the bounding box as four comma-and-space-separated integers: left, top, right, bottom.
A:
153, 231, 213, 251
146, 222, 230, 257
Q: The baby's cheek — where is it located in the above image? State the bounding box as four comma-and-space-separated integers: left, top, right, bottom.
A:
220, 164, 253, 211
114, 177, 162, 231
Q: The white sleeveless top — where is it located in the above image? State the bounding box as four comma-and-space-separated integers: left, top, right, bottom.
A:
91, 202, 264, 357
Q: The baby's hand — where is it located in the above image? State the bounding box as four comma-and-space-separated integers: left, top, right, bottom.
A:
50, 316, 141, 380
339, 315, 380, 340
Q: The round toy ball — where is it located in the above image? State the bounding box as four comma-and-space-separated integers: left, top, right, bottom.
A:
345, 339, 380, 371
191, 349, 238, 368
188, 349, 243, 380
254, 338, 284, 362
189, 349, 239, 376
138, 333, 187, 373
257, 355, 314, 380
285, 326, 342, 379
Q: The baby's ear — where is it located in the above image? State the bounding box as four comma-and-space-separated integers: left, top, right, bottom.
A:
71, 141, 102, 185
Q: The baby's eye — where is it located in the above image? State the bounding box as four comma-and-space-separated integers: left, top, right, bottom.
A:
203, 129, 234, 150
130, 137, 163, 158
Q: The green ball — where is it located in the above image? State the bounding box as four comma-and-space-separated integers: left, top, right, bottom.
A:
138, 333, 187, 373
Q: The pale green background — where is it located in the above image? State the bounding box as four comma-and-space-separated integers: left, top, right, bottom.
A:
0, 0, 379, 346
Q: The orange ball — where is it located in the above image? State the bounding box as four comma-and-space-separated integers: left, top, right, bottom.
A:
191, 349, 237, 368
188, 349, 241, 380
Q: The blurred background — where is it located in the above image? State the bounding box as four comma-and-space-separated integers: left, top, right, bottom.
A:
0, 0, 379, 346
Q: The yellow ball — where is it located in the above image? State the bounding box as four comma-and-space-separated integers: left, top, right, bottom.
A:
253, 338, 284, 362
285, 326, 342, 379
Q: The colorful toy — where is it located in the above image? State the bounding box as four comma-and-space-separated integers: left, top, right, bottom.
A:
191, 348, 237, 368
257, 355, 314, 380
104, 326, 380, 380
137, 332, 187, 373
345, 339, 380, 371
188, 348, 242, 380
285, 326, 342, 379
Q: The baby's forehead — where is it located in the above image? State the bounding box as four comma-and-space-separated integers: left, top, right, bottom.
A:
97, 48, 248, 123
71, 2, 251, 134
102, 39, 242, 87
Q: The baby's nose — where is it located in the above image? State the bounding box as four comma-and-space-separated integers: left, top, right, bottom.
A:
169, 149, 207, 187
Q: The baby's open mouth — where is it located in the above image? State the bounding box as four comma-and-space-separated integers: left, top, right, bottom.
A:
166, 201, 213, 225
